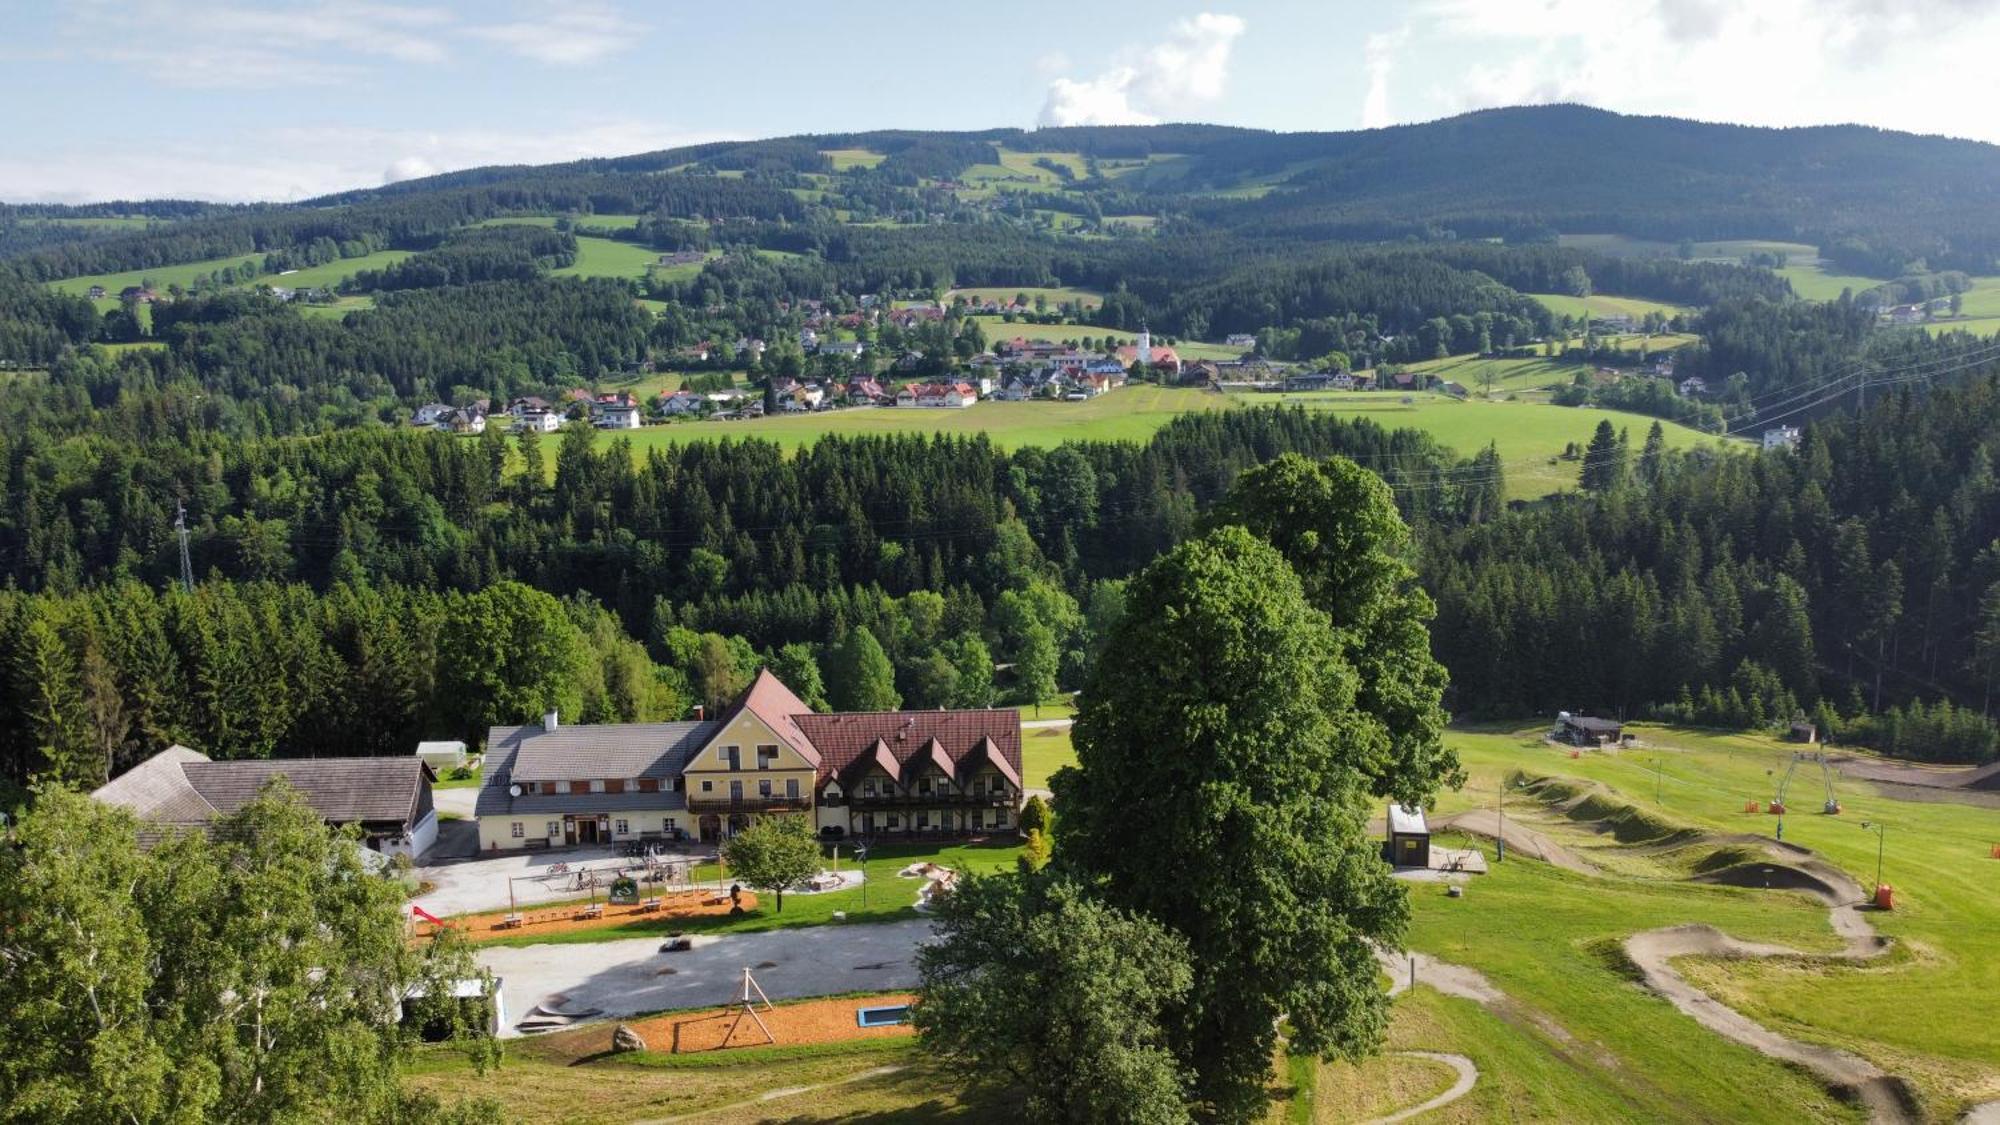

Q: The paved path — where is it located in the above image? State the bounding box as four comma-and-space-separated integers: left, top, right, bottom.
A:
477, 918, 931, 1037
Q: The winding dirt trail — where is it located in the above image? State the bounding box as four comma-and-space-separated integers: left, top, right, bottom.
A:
1621, 844, 1924, 1123
1358, 1051, 1479, 1125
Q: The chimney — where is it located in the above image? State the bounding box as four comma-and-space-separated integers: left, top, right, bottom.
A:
694, 704, 706, 721
542, 710, 559, 731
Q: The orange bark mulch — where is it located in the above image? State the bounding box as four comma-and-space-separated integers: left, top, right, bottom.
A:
414, 889, 759, 944
615, 993, 917, 1054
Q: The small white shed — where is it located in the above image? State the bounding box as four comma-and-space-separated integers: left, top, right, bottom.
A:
415, 740, 469, 771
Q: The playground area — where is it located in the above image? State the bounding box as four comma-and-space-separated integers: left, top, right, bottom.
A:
413, 887, 757, 943
611, 991, 917, 1054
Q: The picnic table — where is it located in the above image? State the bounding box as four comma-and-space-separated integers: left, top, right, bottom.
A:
581, 903, 604, 920
639, 896, 663, 912
499, 913, 523, 929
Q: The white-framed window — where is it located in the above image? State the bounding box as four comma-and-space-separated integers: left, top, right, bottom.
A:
545, 821, 559, 837
756, 745, 779, 768
887, 814, 901, 828
786, 778, 800, 799
995, 811, 1009, 828
862, 780, 877, 797
613, 818, 630, 836
556, 781, 571, 794
758, 779, 773, 798
702, 779, 713, 792
589, 779, 605, 793
722, 745, 740, 769
663, 817, 677, 833
510, 821, 524, 838
916, 813, 930, 829
731, 780, 744, 799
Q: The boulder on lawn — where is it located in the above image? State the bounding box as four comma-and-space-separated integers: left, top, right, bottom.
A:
612, 1024, 647, 1053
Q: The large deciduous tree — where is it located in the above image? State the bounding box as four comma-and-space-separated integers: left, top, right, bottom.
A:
914, 873, 1193, 1124
1201, 454, 1459, 804
1053, 526, 1410, 1122
0, 785, 497, 1122
720, 815, 823, 913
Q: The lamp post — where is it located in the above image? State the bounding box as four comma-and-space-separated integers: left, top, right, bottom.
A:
1860, 820, 1886, 892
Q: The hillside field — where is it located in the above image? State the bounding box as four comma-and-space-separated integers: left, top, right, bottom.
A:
945, 285, 1102, 309
1527, 292, 1693, 321
1288, 723, 2000, 1122
555, 386, 1723, 501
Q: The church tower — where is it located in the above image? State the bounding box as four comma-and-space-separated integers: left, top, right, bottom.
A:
1137, 323, 1152, 366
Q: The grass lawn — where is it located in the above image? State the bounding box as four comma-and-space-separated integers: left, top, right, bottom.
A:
946, 284, 1102, 309
1527, 292, 1694, 321
562, 386, 1724, 501
821, 147, 886, 170
432, 766, 481, 790
1417, 723, 2000, 1117
49, 248, 413, 313
295, 295, 376, 319
1779, 262, 1891, 301
1272, 392, 1727, 500
49, 253, 265, 307
1021, 726, 1076, 791
551, 235, 666, 282
466, 840, 1023, 948
408, 1036, 1011, 1122
575, 384, 1238, 455
265, 249, 413, 289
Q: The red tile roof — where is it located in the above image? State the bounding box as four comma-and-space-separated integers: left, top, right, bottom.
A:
718, 669, 822, 768
793, 709, 1022, 786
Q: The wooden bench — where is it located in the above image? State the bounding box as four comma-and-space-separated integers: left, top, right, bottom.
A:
638, 897, 663, 912
580, 903, 604, 920
499, 913, 523, 929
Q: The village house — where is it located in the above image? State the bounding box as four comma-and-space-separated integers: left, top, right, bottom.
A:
845, 378, 889, 405
658, 391, 704, 416
819, 340, 866, 360
1678, 375, 1708, 397
95, 746, 439, 859
1763, 425, 1802, 451
1225, 333, 1259, 348
412, 403, 453, 427
896, 381, 978, 408
442, 407, 487, 435
1557, 715, 1623, 747
595, 402, 643, 429
508, 396, 551, 418
476, 670, 1023, 848
513, 408, 561, 433
86, 284, 107, 299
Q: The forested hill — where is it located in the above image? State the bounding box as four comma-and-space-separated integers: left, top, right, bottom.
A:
9, 105, 2000, 278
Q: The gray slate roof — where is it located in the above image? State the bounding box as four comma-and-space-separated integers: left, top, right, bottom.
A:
94, 747, 432, 829
92, 745, 217, 824
478, 720, 713, 818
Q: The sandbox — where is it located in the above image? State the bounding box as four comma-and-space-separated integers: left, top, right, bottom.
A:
614, 993, 917, 1054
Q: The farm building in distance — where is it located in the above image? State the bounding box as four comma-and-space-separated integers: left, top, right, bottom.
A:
1557, 715, 1623, 746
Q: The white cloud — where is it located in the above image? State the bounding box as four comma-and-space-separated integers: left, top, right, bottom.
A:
66, 1, 454, 88
1360, 28, 1406, 129
1037, 12, 1246, 127
468, 2, 642, 66
1362, 0, 2000, 143
0, 121, 739, 203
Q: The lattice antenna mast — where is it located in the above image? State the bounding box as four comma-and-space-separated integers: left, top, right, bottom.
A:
175, 500, 194, 592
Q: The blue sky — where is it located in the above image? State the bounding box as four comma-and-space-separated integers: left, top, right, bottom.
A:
3, 0, 1998, 202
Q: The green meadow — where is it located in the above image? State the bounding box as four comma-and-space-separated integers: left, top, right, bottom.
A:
555, 384, 1723, 502
945, 285, 1102, 309
1353, 723, 2000, 1120
821, 147, 886, 170
1527, 292, 1694, 321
